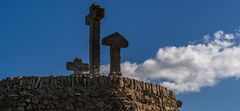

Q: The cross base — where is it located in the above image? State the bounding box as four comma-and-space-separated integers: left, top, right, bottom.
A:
70, 73, 101, 78
108, 72, 122, 77
91, 73, 101, 77
70, 73, 83, 77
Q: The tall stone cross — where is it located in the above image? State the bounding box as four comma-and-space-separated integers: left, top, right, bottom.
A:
102, 32, 129, 77
66, 58, 89, 74
85, 3, 105, 75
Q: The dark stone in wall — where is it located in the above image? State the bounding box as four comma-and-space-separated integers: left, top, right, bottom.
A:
0, 75, 178, 111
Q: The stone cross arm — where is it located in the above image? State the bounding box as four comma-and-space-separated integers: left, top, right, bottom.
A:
102, 32, 129, 48
85, 3, 105, 25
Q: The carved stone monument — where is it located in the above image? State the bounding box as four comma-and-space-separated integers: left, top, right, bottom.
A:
67, 3, 128, 77
85, 3, 105, 75
102, 32, 129, 77
0, 3, 181, 111
66, 58, 89, 74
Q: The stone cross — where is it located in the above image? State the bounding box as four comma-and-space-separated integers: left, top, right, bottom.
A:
66, 58, 89, 74
102, 32, 129, 76
85, 3, 105, 75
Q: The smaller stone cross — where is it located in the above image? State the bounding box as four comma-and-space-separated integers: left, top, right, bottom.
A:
66, 58, 89, 74
102, 32, 129, 77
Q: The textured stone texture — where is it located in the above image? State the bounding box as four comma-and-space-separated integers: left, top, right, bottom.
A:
66, 58, 89, 74
0, 75, 178, 111
86, 3, 105, 75
102, 32, 129, 77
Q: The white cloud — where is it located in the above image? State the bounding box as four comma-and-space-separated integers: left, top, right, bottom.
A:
101, 30, 240, 94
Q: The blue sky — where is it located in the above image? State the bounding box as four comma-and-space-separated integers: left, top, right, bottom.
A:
1, 0, 240, 111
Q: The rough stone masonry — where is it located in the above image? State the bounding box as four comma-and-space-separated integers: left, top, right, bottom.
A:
0, 75, 179, 111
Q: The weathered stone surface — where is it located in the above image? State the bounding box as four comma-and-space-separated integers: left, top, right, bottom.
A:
102, 32, 129, 77
0, 75, 178, 111
86, 3, 105, 75
66, 58, 89, 74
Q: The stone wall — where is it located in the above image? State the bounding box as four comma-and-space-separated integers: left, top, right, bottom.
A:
0, 75, 178, 111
